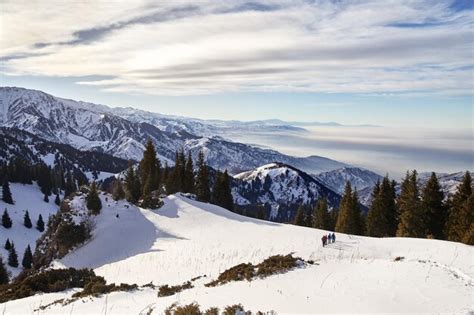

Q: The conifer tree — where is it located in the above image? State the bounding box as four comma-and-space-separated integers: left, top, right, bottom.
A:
335, 182, 363, 235
366, 176, 397, 237
36, 214, 45, 232
86, 181, 102, 215
64, 173, 76, 197
2, 209, 12, 229
195, 151, 211, 202
446, 171, 473, 243
125, 165, 141, 204
461, 195, 474, 245
8, 243, 18, 268
140, 139, 159, 195
293, 205, 306, 226
313, 198, 330, 230
2, 178, 13, 204
422, 173, 446, 239
396, 170, 426, 238
256, 204, 266, 220
4, 239, 11, 250
21, 245, 33, 269
23, 210, 32, 229
184, 151, 195, 193
0, 256, 9, 285
212, 170, 234, 210
112, 179, 125, 201
54, 193, 61, 206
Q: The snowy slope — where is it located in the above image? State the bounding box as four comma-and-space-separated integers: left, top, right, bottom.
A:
233, 163, 341, 221
2, 193, 473, 314
315, 167, 383, 194
0, 183, 59, 277
0, 87, 347, 174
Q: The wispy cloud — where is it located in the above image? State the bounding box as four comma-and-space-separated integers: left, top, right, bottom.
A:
1, 0, 472, 96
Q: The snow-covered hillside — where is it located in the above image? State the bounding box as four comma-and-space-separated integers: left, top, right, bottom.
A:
0, 87, 347, 174
233, 163, 341, 221
315, 167, 383, 195
0, 183, 59, 277
2, 193, 473, 314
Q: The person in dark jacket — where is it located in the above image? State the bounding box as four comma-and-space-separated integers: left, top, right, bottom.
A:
322, 235, 327, 247
332, 233, 336, 243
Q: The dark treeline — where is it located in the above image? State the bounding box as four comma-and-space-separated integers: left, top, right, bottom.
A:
293, 170, 473, 245
0, 157, 88, 204
114, 139, 233, 211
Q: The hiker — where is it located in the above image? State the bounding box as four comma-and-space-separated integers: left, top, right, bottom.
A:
327, 233, 332, 243
322, 235, 327, 247
332, 233, 336, 243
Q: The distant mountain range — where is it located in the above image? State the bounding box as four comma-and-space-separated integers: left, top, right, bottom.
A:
0, 87, 346, 174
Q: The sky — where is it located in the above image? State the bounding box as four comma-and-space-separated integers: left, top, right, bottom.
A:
0, 0, 473, 128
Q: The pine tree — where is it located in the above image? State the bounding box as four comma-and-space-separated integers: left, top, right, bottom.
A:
313, 198, 330, 230
184, 151, 195, 193
0, 256, 9, 285
461, 195, 474, 245
140, 139, 159, 195
125, 165, 141, 204
21, 245, 33, 269
36, 214, 45, 232
4, 239, 11, 250
54, 193, 61, 206
23, 210, 32, 229
422, 173, 446, 239
43, 193, 49, 203
366, 176, 397, 237
112, 179, 125, 201
212, 170, 233, 211
396, 170, 426, 238
86, 181, 102, 215
2, 178, 13, 204
293, 205, 306, 226
446, 171, 473, 243
8, 243, 18, 268
256, 204, 266, 220
335, 182, 363, 235
195, 151, 211, 202
2, 209, 12, 229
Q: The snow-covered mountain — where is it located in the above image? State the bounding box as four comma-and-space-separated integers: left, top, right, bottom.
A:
233, 163, 341, 221
0, 127, 128, 180
0, 87, 346, 174
314, 167, 383, 195
3, 191, 473, 314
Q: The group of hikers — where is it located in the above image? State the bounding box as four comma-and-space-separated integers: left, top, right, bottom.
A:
321, 233, 336, 247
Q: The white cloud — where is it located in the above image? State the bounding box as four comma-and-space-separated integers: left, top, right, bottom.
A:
1, 0, 472, 96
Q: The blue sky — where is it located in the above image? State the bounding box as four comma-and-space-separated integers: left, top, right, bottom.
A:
1, 0, 473, 128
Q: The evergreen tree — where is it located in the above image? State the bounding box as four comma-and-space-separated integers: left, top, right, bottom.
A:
125, 165, 141, 204
2, 178, 13, 204
293, 205, 306, 226
86, 182, 102, 215
184, 152, 195, 193
0, 256, 9, 285
335, 182, 363, 235
23, 210, 32, 229
461, 195, 474, 245
140, 139, 159, 195
212, 170, 234, 210
396, 170, 426, 238
43, 193, 49, 203
54, 193, 61, 206
8, 243, 18, 268
422, 173, 446, 239
4, 239, 11, 250
36, 214, 45, 232
2, 209, 12, 229
195, 151, 211, 202
446, 171, 473, 243
21, 245, 33, 269
112, 179, 125, 201
313, 198, 330, 230
256, 204, 266, 220
366, 176, 397, 237
64, 173, 76, 197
